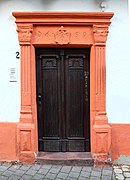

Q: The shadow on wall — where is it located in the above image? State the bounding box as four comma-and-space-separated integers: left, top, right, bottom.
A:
40, 0, 59, 9
114, 155, 130, 165
40, 0, 99, 11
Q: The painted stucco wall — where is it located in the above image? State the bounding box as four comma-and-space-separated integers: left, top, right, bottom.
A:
0, 0, 129, 123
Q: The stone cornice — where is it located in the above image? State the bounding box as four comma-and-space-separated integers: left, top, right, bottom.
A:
12, 12, 114, 25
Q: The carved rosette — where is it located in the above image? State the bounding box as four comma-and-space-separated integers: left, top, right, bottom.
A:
17, 24, 33, 44
55, 26, 71, 45
93, 25, 109, 44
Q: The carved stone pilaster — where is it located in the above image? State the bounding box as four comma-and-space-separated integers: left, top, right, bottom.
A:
16, 27, 34, 162
16, 23, 34, 163
92, 24, 111, 163
17, 24, 33, 44
20, 45, 32, 123
92, 24, 109, 116
95, 46, 106, 113
17, 25, 33, 123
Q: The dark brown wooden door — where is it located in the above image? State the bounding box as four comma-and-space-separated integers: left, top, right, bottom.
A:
36, 48, 90, 152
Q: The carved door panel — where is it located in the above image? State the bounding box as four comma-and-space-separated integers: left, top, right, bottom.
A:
36, 48, 90, 152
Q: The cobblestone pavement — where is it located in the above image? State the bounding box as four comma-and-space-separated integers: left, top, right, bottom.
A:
113, 165, 130, 180
0, 162, 116, 180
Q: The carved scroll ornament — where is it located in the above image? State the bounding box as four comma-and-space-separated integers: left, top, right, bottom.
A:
93, 25, 109, 44
17, 24, 33, 43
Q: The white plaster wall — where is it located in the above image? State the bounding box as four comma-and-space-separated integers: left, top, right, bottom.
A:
106, 0, 130, 123
0, 0, 129, 123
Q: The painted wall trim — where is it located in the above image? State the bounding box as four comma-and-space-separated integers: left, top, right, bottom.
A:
0, 122, 130, 163
12, 12, 114, 164
111, 124, 130, 162
0, 122, 18, 161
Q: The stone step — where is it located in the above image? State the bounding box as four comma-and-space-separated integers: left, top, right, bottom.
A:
36, 152, 94, 166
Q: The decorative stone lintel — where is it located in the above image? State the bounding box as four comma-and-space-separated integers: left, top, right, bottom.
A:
93, 25, 109, 44
17, 24, 33, 44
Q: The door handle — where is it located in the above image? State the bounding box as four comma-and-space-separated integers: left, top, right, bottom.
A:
37, 93, 42, 105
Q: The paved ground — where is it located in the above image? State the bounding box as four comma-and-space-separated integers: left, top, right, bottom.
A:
113, 165, 130, 180
0, 162, 116, 180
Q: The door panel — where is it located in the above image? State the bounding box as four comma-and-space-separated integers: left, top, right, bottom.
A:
36, 48, 90, 152
65, 54, 86, 151
42, 59, 60, 151
36, 53, 61, 151
42, 59, 59, 138
66, 56, 84, 137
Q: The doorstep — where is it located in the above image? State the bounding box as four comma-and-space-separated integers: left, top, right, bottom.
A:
36, 152, 94, 166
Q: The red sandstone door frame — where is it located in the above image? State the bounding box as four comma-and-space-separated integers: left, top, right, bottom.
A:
13, 12, 113, 163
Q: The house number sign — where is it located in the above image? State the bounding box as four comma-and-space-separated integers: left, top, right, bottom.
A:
16, 51, 20, 59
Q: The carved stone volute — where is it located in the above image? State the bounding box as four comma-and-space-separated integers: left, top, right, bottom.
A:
93, 25, 109, 44
17, 24, 33, 44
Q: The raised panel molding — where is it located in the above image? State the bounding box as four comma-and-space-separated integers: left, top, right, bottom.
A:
20, 131, 31, 151
17, 124, 35, 163
93, 124, 111, 162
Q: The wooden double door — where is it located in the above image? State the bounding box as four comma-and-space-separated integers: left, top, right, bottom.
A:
36, 48, 90, 152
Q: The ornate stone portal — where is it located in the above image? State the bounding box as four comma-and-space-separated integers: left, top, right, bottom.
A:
13, 12, 114, 163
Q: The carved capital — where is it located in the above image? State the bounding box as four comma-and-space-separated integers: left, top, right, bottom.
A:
93, 25, 109, 44
17, 24, 33, 44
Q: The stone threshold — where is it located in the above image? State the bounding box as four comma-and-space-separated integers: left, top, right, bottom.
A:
36, 152, 94, 166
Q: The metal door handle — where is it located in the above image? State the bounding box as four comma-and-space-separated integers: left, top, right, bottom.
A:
37, 93, 42, 105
